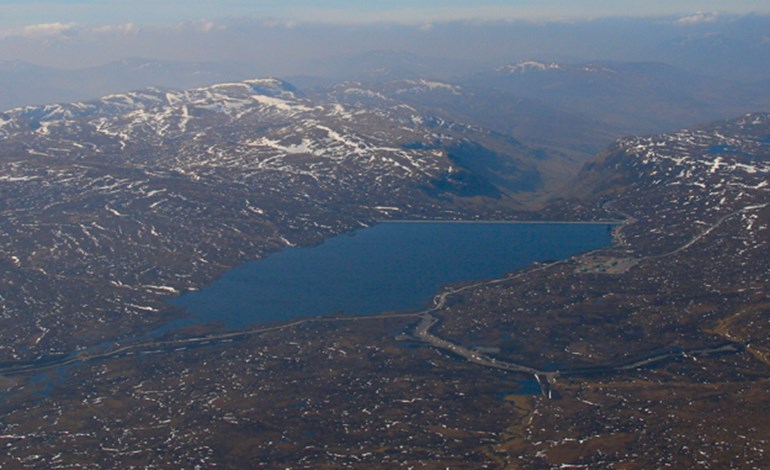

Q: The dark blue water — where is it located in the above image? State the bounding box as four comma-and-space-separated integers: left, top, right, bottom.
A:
498, 378, 542, 398
171, 222, 613, 329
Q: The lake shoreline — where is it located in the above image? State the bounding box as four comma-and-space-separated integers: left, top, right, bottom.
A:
381, 219, 623, 225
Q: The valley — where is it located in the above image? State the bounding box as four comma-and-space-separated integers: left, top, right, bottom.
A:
0, 72, 768, 468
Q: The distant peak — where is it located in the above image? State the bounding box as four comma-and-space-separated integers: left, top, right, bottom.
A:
498, 61, 561, 74
497, 61, 619, 75
577, 64, 615, 74
398, 79, 462, 94
193, 78, 302, 100
114, 58, 166, 69
242, 77, 291, 88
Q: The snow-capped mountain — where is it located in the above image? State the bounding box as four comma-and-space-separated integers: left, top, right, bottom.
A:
571, 113, 769, 259
0, 78, 534, 360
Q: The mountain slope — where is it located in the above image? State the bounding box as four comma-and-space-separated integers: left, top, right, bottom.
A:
319, 79, 608, 197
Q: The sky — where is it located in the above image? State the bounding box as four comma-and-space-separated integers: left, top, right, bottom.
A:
0, 0, 768, 76
0, 0, 769, 28
0, 0, 769, 109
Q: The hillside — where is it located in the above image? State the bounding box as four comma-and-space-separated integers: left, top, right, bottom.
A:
0, 108, 767, 467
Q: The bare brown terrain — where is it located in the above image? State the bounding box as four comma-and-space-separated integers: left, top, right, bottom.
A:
0, 82, 768, 468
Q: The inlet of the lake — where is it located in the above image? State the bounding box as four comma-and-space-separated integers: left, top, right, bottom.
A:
170, 221, 614, 329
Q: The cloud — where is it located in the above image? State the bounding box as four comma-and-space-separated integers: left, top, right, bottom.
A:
17, 22, 79, 38
0, 22, 144, 40
675, 12, 719, 25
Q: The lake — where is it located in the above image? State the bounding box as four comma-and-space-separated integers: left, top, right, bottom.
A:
171, 221, 613, 329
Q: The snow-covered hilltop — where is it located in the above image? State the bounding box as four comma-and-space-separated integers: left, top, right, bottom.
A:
496, 61, 562, 74
495, 60, 620, 75
573, 113, 769, 268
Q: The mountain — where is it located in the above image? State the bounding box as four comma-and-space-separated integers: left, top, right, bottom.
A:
4, 56, 766, 185
317, 79, 616, 198
0, 53, 481, 112
0, 58, 263, 112
570, 113, 770, 256
303, 50, 483, 82
466, 60, 770, 136
314, 62, 770, 199
1, 105, 768, 467
0, 77, 542, 361
655, 22, 770, 82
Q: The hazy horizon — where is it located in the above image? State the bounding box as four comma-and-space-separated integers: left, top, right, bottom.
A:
1, 4, 769, 112
1, 13, 769, 71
